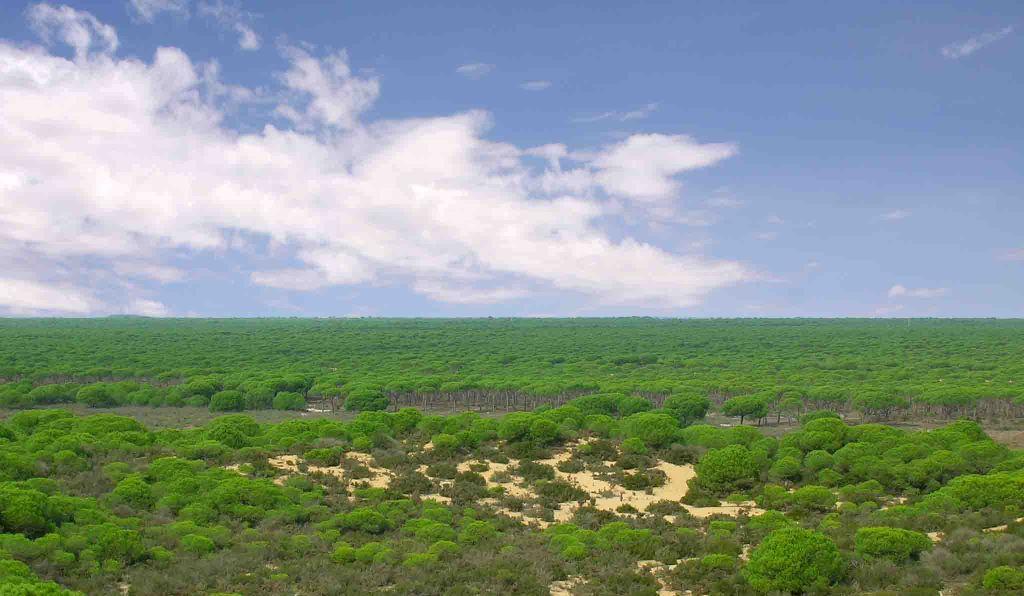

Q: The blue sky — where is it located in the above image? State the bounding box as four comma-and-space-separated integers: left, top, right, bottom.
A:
0, 1, 1020, 317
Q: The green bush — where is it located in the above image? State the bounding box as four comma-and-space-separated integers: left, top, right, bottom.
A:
272, 392, 306, 410
744, 527, 844, 593
854, 527, 932, 563
982, 566, 1024, 592
180, 534, 216, 555
209, 390, 244, 412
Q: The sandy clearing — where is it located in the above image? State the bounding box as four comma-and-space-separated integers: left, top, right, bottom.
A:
533, 451, 764, 520
549, 575, 584, 596
267, 453, 393, 489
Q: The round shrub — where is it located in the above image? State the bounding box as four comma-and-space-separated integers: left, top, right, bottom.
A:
744, 527, 844, 594
180, 534, 215, 555
854, 527, 932, 563
209, 390, 244, 412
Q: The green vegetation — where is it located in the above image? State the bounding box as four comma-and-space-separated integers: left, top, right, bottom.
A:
1, 318, 1023, 594
1, 318, 1023, 419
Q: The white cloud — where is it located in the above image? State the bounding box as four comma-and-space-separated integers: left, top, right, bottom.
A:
520, 80, 551, 91
235, 23, 260, 50
275, 46, 379, 129
0, 7, 752, 312
941, 26, 1014, 59
591, 134, 737, 202
766, 215, 784, 225
455, 63, 494, 79
198, 0, 261, 51
413, 281, 528, 304
127, 0, 189, 22
755, 231, 777, 241
125, 298, 171, 317
888, 284, 949, 299
881, 209, 911, 221
28, 3, 118, 60
0, 277, 96, 314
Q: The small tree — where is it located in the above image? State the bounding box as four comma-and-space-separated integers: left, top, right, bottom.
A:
663, 393, 711, 425
721, 396, 769, 425
696, 444, 759, 494
744, 527, 844, 593
344, 389, 389, 412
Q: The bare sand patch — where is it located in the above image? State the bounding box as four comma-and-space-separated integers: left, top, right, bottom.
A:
549, 575, 584, 595
267, 453, 393, 489
533, 452, 763, 520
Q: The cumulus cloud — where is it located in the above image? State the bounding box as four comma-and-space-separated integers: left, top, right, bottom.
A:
127, 0, 189, 22
941, 26, 1014, 59
521, 80, 551, 91
455, 63, 494, 78
0, 278, 97, 315
125, 298, 171, 317
888, 285, 949, 299
28, 3, 118, 60
413, 281, 528, 304
591, 134, 738, 202
0, 5, 752, 313
275, 46, 380, 129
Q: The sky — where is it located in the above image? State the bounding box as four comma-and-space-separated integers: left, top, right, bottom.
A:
0, 1, 1021, 318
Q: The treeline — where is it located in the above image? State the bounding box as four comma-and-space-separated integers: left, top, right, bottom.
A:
3, 376, 1024, 423
2, 318, 1024, 419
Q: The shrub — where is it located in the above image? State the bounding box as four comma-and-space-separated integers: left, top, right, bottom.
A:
337, 508, 390, 534
744, 527, 844, 594
112, 474, 155, 510
209, 390, 244, 412
535, 480, 588, 503
304, 448, 343, 467
458, 520, 498, 544
180, 534, 216, 555
621, 469, 667, 490
983, 566, 1024, 592
621, 437, 648, 455
515, 461, 556, 483
790, 485, 836, 513
622, 412, 679, 447
696, 444, 758, 494
854, 527, 932, 563
430, 433, 460, 456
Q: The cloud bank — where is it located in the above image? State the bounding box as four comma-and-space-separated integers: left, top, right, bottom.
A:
0, 4, 751, 315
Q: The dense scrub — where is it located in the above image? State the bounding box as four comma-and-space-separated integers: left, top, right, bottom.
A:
1, 400, 1023, 595
2, 318, 1024, 419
